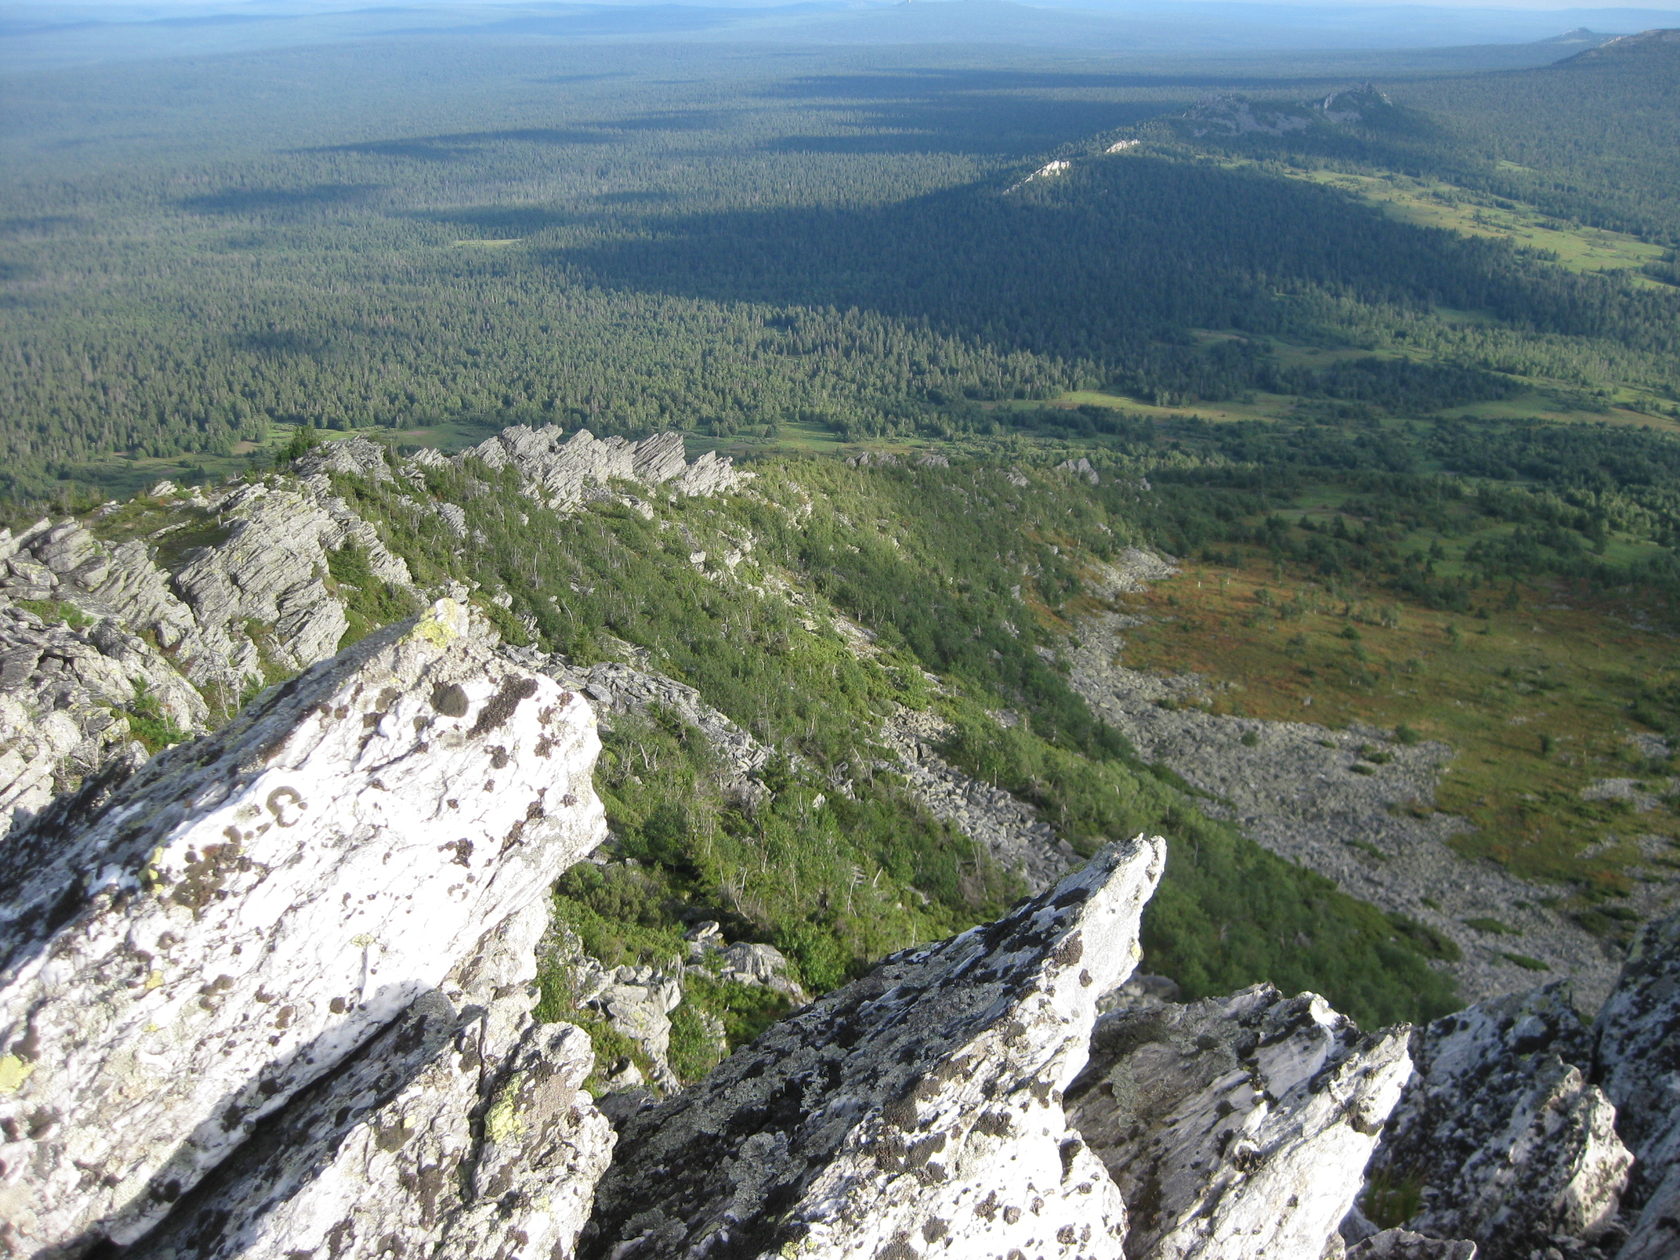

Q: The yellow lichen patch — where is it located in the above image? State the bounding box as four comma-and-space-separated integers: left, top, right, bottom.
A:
0, 1054, 36, 1094
484, 1074, 527, 1143
144, 970, 165, 992
141, 844, 169, 892
407, 599, 465, 650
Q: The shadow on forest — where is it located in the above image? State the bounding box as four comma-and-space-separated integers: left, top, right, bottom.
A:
303, 127, 613, 163
546, 152, 1583, 369
758, 68, 1375, 102
181, 183, 382, 218
760, 98, 1172, 156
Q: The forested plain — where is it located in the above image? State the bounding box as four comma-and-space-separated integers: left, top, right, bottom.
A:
4, 17, 1680, 1045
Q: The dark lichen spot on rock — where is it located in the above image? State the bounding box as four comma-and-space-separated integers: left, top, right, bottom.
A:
1053, 883, 1092, 910
1050, 933, 1083, 967
329, 996, 348, 1015
905, 1131, 947, 1169
469, 676, 538, 738
265, 786, 306, 828
882, 1095, 919, 1131
974, 1110, 1014, 1138
922, 1218, 949, 1243
490, 746, 510, 770
875, 1232, 919, 1260
430, 683, 470, 718
173, 844, 245, 912
1059, 1138, 1082, 1176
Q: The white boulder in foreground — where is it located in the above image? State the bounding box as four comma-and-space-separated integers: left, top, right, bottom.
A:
0, 601, 606, 1257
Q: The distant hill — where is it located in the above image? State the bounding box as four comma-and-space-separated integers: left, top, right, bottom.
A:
1562, 24, 1680, 60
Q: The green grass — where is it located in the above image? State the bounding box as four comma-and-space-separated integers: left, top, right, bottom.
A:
14, 598, 93, 629
1115, 547, 1679, 915
1278, 166, 1671, 284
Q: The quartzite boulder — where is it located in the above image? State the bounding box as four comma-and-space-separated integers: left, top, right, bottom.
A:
1364, 985, 1631, 1258
128, 901, 614, 1260
1067, 984, 1411, 1260
580, 835, 1168, 1260
0, 601, 606, 1258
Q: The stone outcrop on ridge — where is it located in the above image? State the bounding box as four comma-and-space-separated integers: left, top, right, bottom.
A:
1593, 910, 1680, 1260
1067, 985, 1411, 1260
1360, 985, 1631, 1258
465, 427, 746, 511
0, 601, 607, 1257
579, 835, 1168, 1260
0, 427, 746, 843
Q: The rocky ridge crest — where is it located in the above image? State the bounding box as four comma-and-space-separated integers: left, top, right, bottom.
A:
0, 604, 1678, 1259
0, 427, 743, 842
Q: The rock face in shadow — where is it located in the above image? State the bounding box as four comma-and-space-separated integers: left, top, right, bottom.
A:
1594, 911, 1680, 1260
579, 836, 1168, 1260
1067, 985, 1411, 1260
0, 601, 607, 1258
1362, 985, 1631, 1259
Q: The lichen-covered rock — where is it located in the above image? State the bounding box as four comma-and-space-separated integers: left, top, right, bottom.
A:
1365, 985, 1631, 1257
169, 481, 411, 676
1346, 1230, 1477, 1259
0, 601, 605, 1258
1593, 910, 1680, 1260
128, 902, 614, 1260
0, 600, 204, 837
579, 835, 1167, 1260
1066, 984, 1411, 1260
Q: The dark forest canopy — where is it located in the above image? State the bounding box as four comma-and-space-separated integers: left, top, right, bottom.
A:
1, 15, 1678, 510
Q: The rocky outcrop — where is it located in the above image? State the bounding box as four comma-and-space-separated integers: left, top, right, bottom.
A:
579, 835, 1168, 1260
1068, 985, 1411, 1260
533, 654, 771, 792
1364, 985, 1631, 1258
0, 601, 607, 1257
0, 598, 201, 834
0, 428, 748, 843
1593, 910, 1680, 1260
129, 901, 613, 1260
169, 480, 413, 678
884, 706, 1080, 892
468, 427, 745, 511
